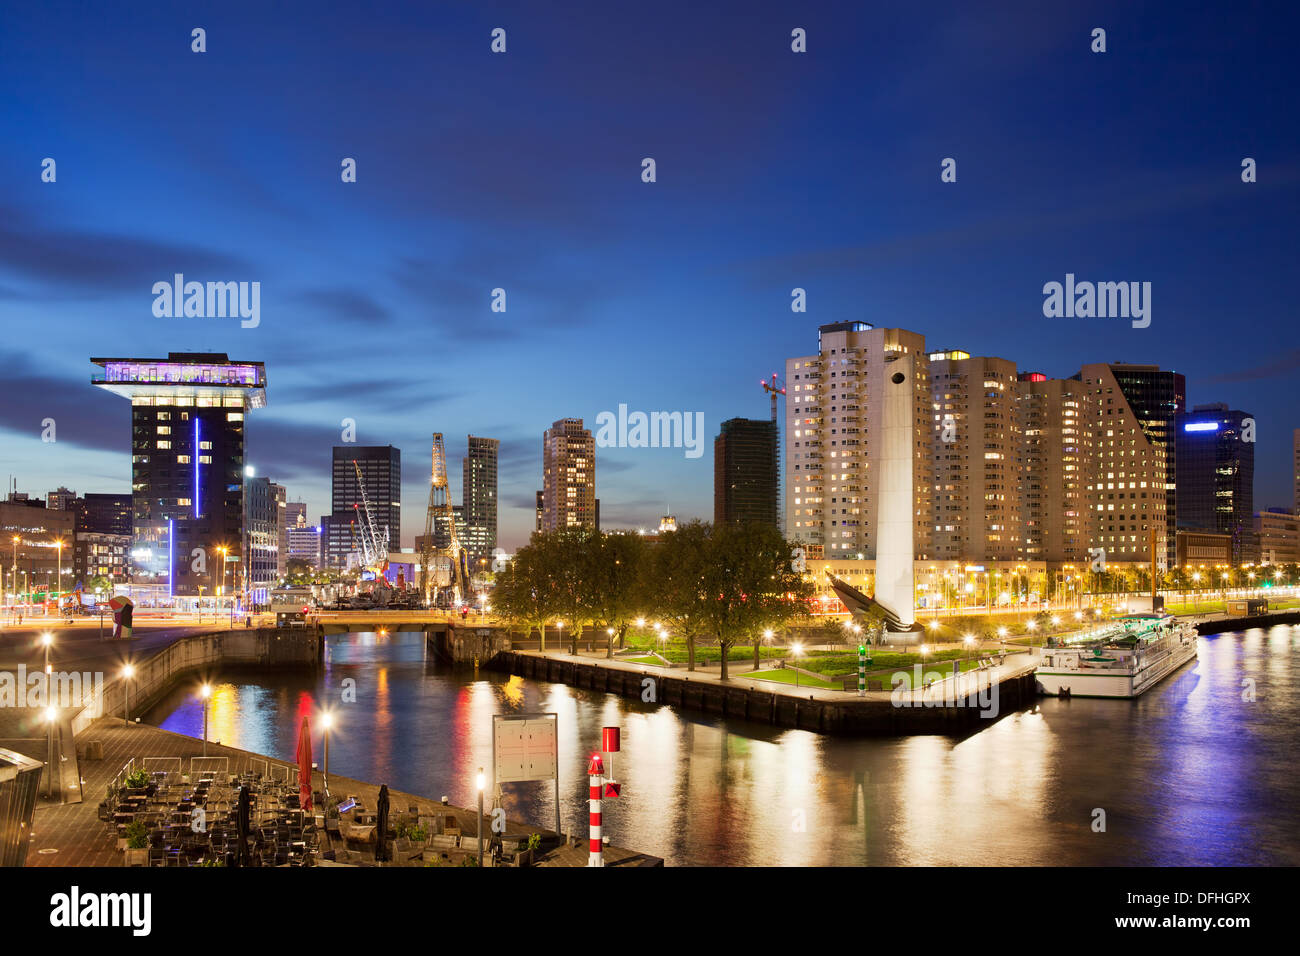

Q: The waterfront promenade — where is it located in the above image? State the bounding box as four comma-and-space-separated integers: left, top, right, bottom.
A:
27, 717, 661, 867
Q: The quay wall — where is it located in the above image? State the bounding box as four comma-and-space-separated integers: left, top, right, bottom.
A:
487, 651, 1036, 736
73, 628, 321, 738
1196, 610, 1300, 635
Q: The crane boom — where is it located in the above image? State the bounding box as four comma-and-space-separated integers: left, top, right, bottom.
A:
420, 433, 471, 605
352, 459, 388, 572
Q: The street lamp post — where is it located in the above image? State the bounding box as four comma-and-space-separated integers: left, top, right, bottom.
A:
320, 711, 332, 797
55, 540, 62, 616
45, 706, 58, 799
200, 683, 212, 756
122, 665, 135, 726
10, 536, 17, 623
791, 642, 803, 689
43, 632, 54, 797
476, 768, 486, 867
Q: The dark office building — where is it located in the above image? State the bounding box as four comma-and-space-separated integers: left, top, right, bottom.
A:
1176, 403, 1258, 564
1109, 364, 1186, 567
714, 417, 779, 528
324, 445, 400, 566
91, 353, 266, 595
75, 492, 133, 536
462, 436, 499, 562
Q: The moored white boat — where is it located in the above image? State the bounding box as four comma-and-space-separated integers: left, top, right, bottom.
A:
1035, 613, 1198, 699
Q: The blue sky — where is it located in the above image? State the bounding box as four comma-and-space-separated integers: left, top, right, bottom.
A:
2, 0, 1298, 548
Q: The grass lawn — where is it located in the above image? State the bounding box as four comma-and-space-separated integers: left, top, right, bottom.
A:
620, 655, 664, 666
879, 659, 983, 690
739, 668, 839, 690
799, 648, 970, 677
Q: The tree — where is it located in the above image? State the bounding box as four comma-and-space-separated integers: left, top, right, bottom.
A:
547, 527, 598, 655
588, 531, 649, 658
285, 558, 315, 586
650, 520, 711, 671
491, 535, 555, 651
701, 522, 813, 681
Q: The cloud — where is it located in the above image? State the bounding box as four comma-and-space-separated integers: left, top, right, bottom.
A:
0, 352, 124, 453
1204, 349, 1300, 384
295, 288, 393, 325
0, 205, 253, 296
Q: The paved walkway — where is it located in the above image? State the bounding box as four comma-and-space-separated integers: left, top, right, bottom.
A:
27, 717, 659, 867
0, 618, 240, 672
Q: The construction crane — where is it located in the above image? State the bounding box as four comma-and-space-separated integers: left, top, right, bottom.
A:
420, 433, 471, 607
351, 460, 389, 573
761, 372, 785, 422
761, 372, 786, 534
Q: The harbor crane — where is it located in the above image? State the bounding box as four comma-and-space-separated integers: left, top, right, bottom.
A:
420, 433, 471, 607
761, 372, 785, 422
351, 459, 389, 573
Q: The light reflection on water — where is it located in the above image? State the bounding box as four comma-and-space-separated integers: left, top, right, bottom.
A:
146, 626, 1300, 866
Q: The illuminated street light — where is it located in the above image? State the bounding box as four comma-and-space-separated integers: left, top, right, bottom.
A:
200, 683, 212, 756
121, 664, 135, 727
320, 710, 334, 795
476, 768, 486, 866
791, 642, 804, 689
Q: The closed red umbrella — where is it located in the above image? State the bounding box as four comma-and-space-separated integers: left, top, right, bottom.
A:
296, 715, 313, 813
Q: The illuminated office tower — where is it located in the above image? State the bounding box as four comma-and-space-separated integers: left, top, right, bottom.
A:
91, 352, 266, 595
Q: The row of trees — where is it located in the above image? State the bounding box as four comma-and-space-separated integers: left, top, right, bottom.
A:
491, 521, 815, 680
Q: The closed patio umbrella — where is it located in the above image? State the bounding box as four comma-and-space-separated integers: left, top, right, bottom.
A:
295, 716, 313, 814
235, 785, 253, 867
375, 784, 390, 862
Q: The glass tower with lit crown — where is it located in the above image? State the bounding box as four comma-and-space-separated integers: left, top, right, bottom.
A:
91, 352, 266, 595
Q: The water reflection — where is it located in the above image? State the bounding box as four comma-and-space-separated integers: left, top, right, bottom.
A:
146, 627, 1300, 866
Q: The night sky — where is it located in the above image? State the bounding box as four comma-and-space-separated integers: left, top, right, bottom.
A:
2, 0, 1298, 549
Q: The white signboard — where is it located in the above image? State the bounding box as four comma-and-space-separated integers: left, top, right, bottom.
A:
493, 715, 557, 784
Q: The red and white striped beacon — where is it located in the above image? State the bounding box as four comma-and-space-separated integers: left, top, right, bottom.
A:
588, 726, 622, 867
587, 752, 605, 866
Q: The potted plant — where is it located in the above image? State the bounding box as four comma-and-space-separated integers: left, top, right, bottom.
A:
406, 824, 427, 851
518, 832, 541, 867
123, 821, 149, 866
123, 769, 154, 797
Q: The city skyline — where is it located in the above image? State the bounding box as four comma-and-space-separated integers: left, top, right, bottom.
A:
2, 1, 1298, 549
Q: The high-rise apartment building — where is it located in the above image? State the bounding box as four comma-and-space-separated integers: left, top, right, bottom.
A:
243, 476, 285, 590
542, 419, 596, 532
1078, 363, 1182, 569
928, 351, 1020, 561
1256, 508, 1300, 565
1016, 373, 1091, 562
46, 487, 76, 511
325, 446, 400, 567
786, 323, 932, 559
462, 436, 499, 561
1175, 404, 1257, 564
714, 418, 779, 528
91, 352, 266, 594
